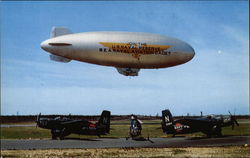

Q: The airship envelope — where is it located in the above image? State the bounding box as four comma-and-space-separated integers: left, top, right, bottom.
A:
41, 27, 195, 76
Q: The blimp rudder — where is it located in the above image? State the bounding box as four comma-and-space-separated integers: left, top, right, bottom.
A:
50, 27, 72, 38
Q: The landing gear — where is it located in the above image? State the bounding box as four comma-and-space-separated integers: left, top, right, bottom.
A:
59, 128, 66, 140
51, 129, 66, 140
51, 130, 58, 140
206, 134, 212, 138
52, 134, 57, 140
213, 125, 222, 137
59, 135, 64, 140
216, 129, 222, 137
206, 125, 222, 138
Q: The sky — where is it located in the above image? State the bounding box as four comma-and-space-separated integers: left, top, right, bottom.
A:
1, 1, 249, 116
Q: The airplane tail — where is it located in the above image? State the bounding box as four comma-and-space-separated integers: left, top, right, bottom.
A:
97, 110, 111, 134
161, 109, 175, 134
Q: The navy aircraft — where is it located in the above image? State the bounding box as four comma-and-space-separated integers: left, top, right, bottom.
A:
126, 115, 143, 140
161, 109, 239, 137
36, 110, 110, 140
41, 27, 195, 76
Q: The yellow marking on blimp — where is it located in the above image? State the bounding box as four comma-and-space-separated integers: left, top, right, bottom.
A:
99, 42, 171, 60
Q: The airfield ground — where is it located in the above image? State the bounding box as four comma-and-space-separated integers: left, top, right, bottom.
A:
2, 146, 250, 158
1, 119, 250, 158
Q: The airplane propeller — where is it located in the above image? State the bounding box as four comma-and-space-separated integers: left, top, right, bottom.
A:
36, 113, 41, 128
228, 111, 239, 130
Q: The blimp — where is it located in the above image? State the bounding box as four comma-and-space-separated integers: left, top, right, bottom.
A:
41, 27, 195, 76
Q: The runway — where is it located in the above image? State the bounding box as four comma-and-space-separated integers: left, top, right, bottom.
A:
1, 136, 249, 150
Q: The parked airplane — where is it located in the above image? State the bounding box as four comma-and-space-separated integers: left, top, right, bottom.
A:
36, 110, 111, 140
41, 27, 195, 76
161, 109, 239, 137
126, 115, 143, 140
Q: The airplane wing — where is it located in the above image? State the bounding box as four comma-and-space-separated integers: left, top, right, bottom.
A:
60, 120, 89, 127
177, 118, 211, 127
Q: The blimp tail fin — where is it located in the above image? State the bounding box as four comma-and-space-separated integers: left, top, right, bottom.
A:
50, 27, 72, 38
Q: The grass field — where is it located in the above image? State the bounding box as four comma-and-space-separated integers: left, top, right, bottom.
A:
2, 146, 250, 158
1, 119, 250, 139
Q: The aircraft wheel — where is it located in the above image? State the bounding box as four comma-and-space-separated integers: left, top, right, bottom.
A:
51, 130, 58, 140
217, 132, 222, 137
212, 125, 222, 137
216, 128, 222, 137
52, 135, 57, 140
59, 136, 64, 140
206, 134, 212, 138
59, 128, 66, 140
